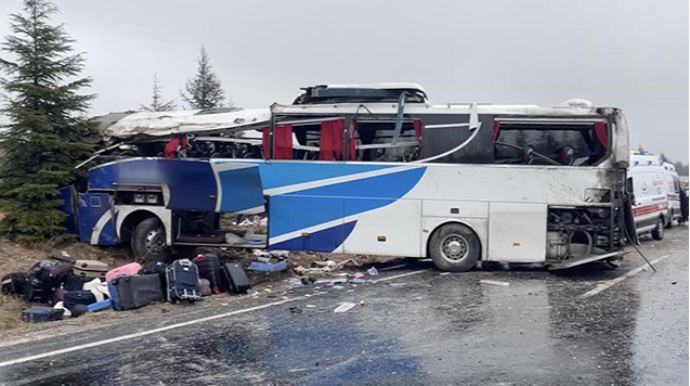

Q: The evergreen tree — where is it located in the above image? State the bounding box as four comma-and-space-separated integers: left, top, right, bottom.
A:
0, 0, 94, 241
181, 46, 228, 110
140, 73, 175, 112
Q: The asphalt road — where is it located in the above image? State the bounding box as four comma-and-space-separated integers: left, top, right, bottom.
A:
0, 227, 687, 386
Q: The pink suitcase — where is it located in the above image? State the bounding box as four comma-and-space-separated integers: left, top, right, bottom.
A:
106, 262, 142, 282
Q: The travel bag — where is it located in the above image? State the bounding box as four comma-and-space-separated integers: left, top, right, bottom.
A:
51, 288, 68, 305
106, 262, 142, 282
63, 290, 96, 311
21, 306, 64, 323
23, 275, 51, 303
87, 299, 114, 312
193, 254, 221, 294
140, 261, 168, 294
1, 272, 26, 295
73, 260, 109, 280
62, 272, 87, 291
199, 278, 212, 297
166, 259, 201, 303
109, 274, 164, 310
220, 263, 250, 294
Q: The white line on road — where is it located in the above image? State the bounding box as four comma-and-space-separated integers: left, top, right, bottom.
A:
580, 255, 670, 299
0, 269, 430, 368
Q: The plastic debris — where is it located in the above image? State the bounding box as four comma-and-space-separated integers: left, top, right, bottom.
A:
333, 285, 344, 290
337, 258, 362, 268
288, 278, 304, 287
334, 302, 356, 313
248, 260, 287, 272
264, 288, 273, 293
367, 267, 379, 276
480, 280, 510, 286
351, 278, 367, 284
360, 300, 365, 306
354, 272, 365, 279
307, 305, 316, 308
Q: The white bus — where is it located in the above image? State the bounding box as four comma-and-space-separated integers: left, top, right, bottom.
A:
73, 84, 636, 271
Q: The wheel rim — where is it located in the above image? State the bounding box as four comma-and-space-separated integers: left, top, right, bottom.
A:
440, 234, 470, 262
145, 228, 166, 254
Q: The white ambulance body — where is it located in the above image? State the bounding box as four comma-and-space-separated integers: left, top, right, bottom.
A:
629, 152, 680, 240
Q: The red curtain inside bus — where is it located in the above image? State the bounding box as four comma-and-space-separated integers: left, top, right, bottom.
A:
594, 122, 608, 153
320, 119, 345, 160
262, 124, 294, 159
413, 119, 422, 142
493, 121, 500, 142
165, 135, 187, 159
349, 121, 357, 160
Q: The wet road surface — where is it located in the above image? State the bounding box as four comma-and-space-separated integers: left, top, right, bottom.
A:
0, 227, 687, 386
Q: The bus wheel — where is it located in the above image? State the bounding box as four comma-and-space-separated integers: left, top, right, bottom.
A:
651, 217, 665, 240
429, 223, 481, 272
132, 217, 170, 262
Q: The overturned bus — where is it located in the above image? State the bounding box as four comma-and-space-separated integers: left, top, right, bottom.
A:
65, 83, 637, 271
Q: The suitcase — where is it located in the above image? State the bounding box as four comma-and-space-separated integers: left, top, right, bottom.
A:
63, 290, 96, 311
2, 272, 26, 295
87, 299, 114, 312
199, 278, 212, 297
32, 262, 72, 289
73, 260, 109, 280
106, 262, 142, 282
23, 275, 51, 303
193, 254, 221, 294
62, 272, 87, 291
109, 274, 164, 310
51, 288, 68, 305
140, 261, 168, 294
21, 306, 64, 323
220, 263, 250, 294
166, 259, 201, 303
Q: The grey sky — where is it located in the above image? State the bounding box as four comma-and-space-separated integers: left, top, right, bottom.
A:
0, 0, 687, 162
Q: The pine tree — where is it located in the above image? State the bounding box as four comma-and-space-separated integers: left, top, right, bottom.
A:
0, 0, 95, 241
140, 73, 175, 112
181, 46, 228, 110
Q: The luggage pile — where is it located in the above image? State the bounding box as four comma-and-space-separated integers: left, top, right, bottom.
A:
1, 253, 251, 324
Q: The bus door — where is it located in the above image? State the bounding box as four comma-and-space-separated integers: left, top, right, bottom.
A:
77, 192, 118, 245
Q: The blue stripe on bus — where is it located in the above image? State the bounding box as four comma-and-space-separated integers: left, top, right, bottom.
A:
217, 161, 397, 190
271, 221, 357, 252
269, 167, 425, 237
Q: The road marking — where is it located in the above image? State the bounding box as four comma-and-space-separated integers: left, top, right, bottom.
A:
580, 255, 670, 298
0, 268, 429, 368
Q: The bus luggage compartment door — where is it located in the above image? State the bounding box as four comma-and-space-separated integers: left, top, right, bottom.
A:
488, 203, 546, 263
77, 192, 118, 245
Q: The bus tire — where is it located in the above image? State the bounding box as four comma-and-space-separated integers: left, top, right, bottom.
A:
131, 217, 170, 262
428, 223, 481, 272
651, 217, 665, 241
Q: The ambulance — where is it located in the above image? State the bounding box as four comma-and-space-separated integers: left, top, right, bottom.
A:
629, 151, 682, 240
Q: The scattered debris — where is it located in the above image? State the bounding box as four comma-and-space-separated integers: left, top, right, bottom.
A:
264, 288, 273, 293
289, 306, 302, 314
354, 272, 365, 279
379, 263, 408, 271
672, 282, 677, 285
480, 280, 510, 286
334, 302, 356, 313
333, 285, 344, 290
367, 267, 379, 276
359, 300, 365, 306
337, 259, 361, 268
306, 305, 316, 308
439, 272, 451, 276
389, 282, 407, 287
248, 260, 288, 272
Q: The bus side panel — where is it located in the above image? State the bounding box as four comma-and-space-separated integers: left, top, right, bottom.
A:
342, 199, 421, 256
268, 195, 345, 253
77, 193, 118, 245
488, 203, 546, 263
57, 185, 78, 235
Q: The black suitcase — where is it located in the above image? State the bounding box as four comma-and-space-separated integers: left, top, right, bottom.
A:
166, 259, 201, 303
62, 272, 87, 291
36, 262, 73, 288
110, 274, 165, 310
23, 275, 51, 303
63, 290, 96, 311
2, 272, 26, 295
21, 306, 64, 323
140, 261, 168, 295
220, 263, 250, 294
193, 254, 221, 294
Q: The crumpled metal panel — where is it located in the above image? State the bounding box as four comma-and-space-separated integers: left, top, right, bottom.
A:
101, 108, 271, 139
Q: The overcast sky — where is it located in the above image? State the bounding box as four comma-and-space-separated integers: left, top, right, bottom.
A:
0, 0, 687, 162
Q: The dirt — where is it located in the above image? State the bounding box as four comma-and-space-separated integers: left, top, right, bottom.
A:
0, 238, 131, 333
0, 234, 399, 336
